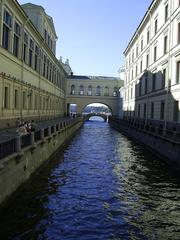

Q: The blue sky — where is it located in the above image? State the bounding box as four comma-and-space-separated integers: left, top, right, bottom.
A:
19, 0, 152, 77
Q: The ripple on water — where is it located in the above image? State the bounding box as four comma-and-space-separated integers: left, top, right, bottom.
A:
0, 120, 180, 240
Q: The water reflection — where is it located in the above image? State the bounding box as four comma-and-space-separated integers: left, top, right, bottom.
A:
0, 121, 180, 240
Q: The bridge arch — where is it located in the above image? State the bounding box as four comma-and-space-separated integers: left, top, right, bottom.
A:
82, 103, 112, 122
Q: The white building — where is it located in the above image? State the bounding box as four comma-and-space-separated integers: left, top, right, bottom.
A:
123, 0, 180, 130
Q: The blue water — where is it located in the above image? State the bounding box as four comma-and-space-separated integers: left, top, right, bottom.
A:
0, 119, 180, 240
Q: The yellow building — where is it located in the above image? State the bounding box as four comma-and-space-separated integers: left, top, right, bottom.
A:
0, 0, 67, 129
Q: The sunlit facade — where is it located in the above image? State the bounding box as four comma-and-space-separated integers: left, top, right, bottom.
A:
0, 0, 67, 129
123, 0, 180, 127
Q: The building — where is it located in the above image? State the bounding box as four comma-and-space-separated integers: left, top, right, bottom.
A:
123, 0, 180, 129
0, 0, 67, 129
66, 75, 123, 115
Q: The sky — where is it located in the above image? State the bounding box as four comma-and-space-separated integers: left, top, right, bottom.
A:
19, 0, 152, 77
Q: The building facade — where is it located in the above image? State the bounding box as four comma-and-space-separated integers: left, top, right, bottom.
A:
0, 0, 67, 129
66, 75, 123, 115
123, 0, 180, 129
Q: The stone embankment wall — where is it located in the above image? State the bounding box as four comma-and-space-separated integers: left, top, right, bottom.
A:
109, 117, 180, 168
0, 118, 83, 208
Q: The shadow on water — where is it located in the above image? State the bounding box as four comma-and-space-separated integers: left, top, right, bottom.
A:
0, 120, 180, 240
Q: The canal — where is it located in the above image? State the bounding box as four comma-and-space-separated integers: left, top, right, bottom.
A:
0, 117, 180, 240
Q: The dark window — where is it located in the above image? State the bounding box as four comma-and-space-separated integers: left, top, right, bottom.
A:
29, 49, 33, 67
4, 87, 9, 109
164, 36, 168, 54
162, 69, 166, 88
2, 10, 12, 51
2, 25, 10, 50
136, 45, 138, 57
141, 38, 143, 51
145, 77, 148, 94
144, 103, 146, 118
173, 100, 179, 121
154, 19, 158, 34
14, 89, 18, 109
160, 101, 165, 120
176, 61, 180, 84
147, 30, 150, 43
165, 4, 168, 22
146, 54, 149, 68
140, 60, 143, 72
178, 22, 180, 44
152, 73, 156, 91
138, 104, 141, 117
13, 35, 19, 57
139, 80, 142, 96
151, 102, 154, 119
154, 46, 157, 62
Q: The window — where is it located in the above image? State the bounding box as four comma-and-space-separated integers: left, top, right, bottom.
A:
176, 61, 180, 84
79, 85, 84, 95
130, 86, 133, 98
147, 30, 150, 44
138, 104, 141, 117
2, 10, 12, 50
104, 86, 109, 96
35, 95, 38, 110
131, 69, 133, 80
43, 55, 46, 77
13, 22, 21, 57
136, 65, 138, 76
22, 91, 26, 109
35, 45, 39, 72
160, 101, 165, 120
178, 22, 180, 44
141, 38, 143, 51
14, 89, 19, 109
144, 103, 146, 118
88, 85, 92, 95
152, 73, 156, 91
164, 35, 168, 54
132, 50, 134, 62
136, 45, 138, 57
154, 19, 158, 34
173, 100, 179, 121
151, 102, 154, 119
146, 54, 149, 68
140, 60, 143, 72
165, 4, 168, 22
162, 68, 166, 88
4, 86, 9, 109
145, 77, 148, 94
139, 79, 142, 96
23, 32, 28, 63
154, 46, 157, 62
96, 86, 101, 96
29, 39, 34, 67
46, 59, 49, 79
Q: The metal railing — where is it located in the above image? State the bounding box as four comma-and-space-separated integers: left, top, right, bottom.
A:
0, 139, 16, 160
0, 117, 82, 161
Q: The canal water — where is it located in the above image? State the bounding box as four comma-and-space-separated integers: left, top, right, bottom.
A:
0, 117, 180, 240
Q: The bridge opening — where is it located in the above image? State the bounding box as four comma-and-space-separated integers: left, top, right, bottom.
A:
82, 103, 112, 122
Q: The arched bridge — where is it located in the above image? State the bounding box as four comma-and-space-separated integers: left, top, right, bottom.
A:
66, 75, 123, 116
83, 113, 110, 122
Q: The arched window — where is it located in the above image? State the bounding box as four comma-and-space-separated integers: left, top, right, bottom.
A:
104, 86, 109, 96
71, 85, 75, 95
96, 86, 101, 96
79, 85, 84, 95
113, 87, 118, 96
87, 85, 92, 95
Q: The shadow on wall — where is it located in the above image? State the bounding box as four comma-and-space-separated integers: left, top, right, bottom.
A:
123, 70, 180, 132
